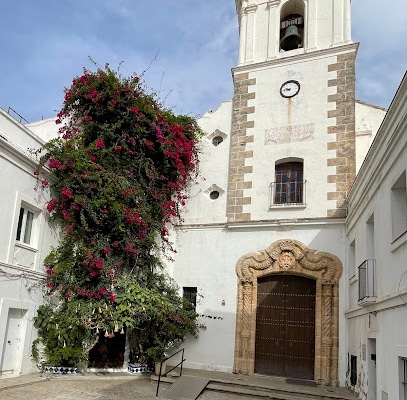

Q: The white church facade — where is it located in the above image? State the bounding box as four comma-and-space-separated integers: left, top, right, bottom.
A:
1, 1, 406, 399
168, 0, 404, 399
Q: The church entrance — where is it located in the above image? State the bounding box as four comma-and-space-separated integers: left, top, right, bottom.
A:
233, 240, 343, 385
254, 274, 315, 379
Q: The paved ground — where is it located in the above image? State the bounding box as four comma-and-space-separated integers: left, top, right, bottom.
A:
0, 369, 356, 400
0, 374, 262, 400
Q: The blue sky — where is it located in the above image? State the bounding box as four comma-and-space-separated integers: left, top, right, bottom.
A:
0, 0, 406, 123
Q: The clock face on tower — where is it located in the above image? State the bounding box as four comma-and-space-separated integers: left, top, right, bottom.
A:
280, 80, 300, 98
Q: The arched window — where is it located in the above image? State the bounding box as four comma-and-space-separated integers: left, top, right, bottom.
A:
279, 0, 305, 52
272, 160, 305, 205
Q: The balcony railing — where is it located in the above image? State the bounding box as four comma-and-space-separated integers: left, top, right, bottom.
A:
358, 259, 376, 304
269, 180, 306, 207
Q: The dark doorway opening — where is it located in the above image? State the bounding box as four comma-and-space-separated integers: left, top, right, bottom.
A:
88, 331, 126, 368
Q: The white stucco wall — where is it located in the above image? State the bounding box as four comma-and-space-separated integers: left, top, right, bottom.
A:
26, 117, 59, 143
0, 108, 59, 376
242, 53, 340, 220
345, 74, 407, 399
182, 101, 232, 224
354, 101, 386, 173
171, 222, 347, 384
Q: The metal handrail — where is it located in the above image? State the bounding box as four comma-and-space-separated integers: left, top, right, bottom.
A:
155, 348, 186, 397
7, 107, 29, 124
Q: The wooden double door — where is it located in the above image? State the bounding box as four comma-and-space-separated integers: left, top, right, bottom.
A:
255, 274, 316, 380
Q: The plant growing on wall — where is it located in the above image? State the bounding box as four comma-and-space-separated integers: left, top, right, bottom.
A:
32, 64, 203, 368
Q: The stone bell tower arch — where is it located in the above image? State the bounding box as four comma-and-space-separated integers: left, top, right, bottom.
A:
233, 239, 342, 386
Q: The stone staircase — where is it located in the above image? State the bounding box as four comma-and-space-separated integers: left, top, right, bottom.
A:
151, 369, 356, 400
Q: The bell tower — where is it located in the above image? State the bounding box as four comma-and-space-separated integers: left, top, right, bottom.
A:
235, 0, 352, 65
227, 0, 358, 225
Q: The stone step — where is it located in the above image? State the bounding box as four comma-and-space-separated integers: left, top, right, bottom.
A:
151, 374, 354, 400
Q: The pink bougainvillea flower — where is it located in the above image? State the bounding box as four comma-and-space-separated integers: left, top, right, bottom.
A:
48, 158, 62, 169
96, 139, 104, 149
41, 178, 49, 187
61, 187, 73, 198
46, 199, 58, 213
62, 209, 70, 221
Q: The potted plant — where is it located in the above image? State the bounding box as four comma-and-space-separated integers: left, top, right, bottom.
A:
144, 342, 168, 375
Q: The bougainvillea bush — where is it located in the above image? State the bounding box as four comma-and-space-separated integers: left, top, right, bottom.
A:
32, 65, 203, 367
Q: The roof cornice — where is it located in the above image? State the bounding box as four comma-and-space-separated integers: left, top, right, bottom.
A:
232, 43, 359, 74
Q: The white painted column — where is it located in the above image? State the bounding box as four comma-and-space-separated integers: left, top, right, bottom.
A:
305, 0, 317, 50
343, 0, 352, 43
266, 0, 281, 60
244, 5, 258, 64
332, 0, 345, 46
238, 4, 248, 65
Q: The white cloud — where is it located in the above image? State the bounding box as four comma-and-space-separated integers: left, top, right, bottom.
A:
0, 0, 405, 122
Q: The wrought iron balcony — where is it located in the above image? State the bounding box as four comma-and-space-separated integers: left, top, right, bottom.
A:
358, 259, 376, 304
269, 180, 306, 207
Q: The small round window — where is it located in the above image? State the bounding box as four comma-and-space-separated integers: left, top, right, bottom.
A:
209, 191, 220, 200
212, 136, 223, 146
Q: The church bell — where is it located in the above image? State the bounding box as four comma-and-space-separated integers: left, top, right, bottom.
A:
280, 25, 302, 51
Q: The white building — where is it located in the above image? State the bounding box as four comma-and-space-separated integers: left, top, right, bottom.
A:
169, 0, 389, 394
345, 73, 407, 400
3, 1, 406, 399
0, 109, 58, 376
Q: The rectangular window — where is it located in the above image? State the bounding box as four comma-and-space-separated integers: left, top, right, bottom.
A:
358, 259, 376, 301
271, 161, 305, 206
391, 171, 407, 241
366, 214, 375, 259
348, 239, 356, 279
16, 207, 35, 245
183, 287, 197, 311
401, 358, 407, 400
350, 355, 357, 386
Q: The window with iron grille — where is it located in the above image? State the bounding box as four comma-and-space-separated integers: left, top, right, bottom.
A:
350, 355, 357, 386
271, 161, 305, 206
183, 287, 197, 311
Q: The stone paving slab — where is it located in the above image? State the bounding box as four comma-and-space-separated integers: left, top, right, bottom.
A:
0, 369, 357, 400
0, 373, 265, 400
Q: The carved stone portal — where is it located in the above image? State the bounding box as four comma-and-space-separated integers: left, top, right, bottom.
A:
233, 239, 342, 386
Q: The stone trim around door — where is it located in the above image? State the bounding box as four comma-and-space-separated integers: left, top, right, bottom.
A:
233, 239, 342, 386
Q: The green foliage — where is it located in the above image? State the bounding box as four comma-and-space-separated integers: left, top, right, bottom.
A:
33, 64, 204, 367
32, 304, 89, 367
